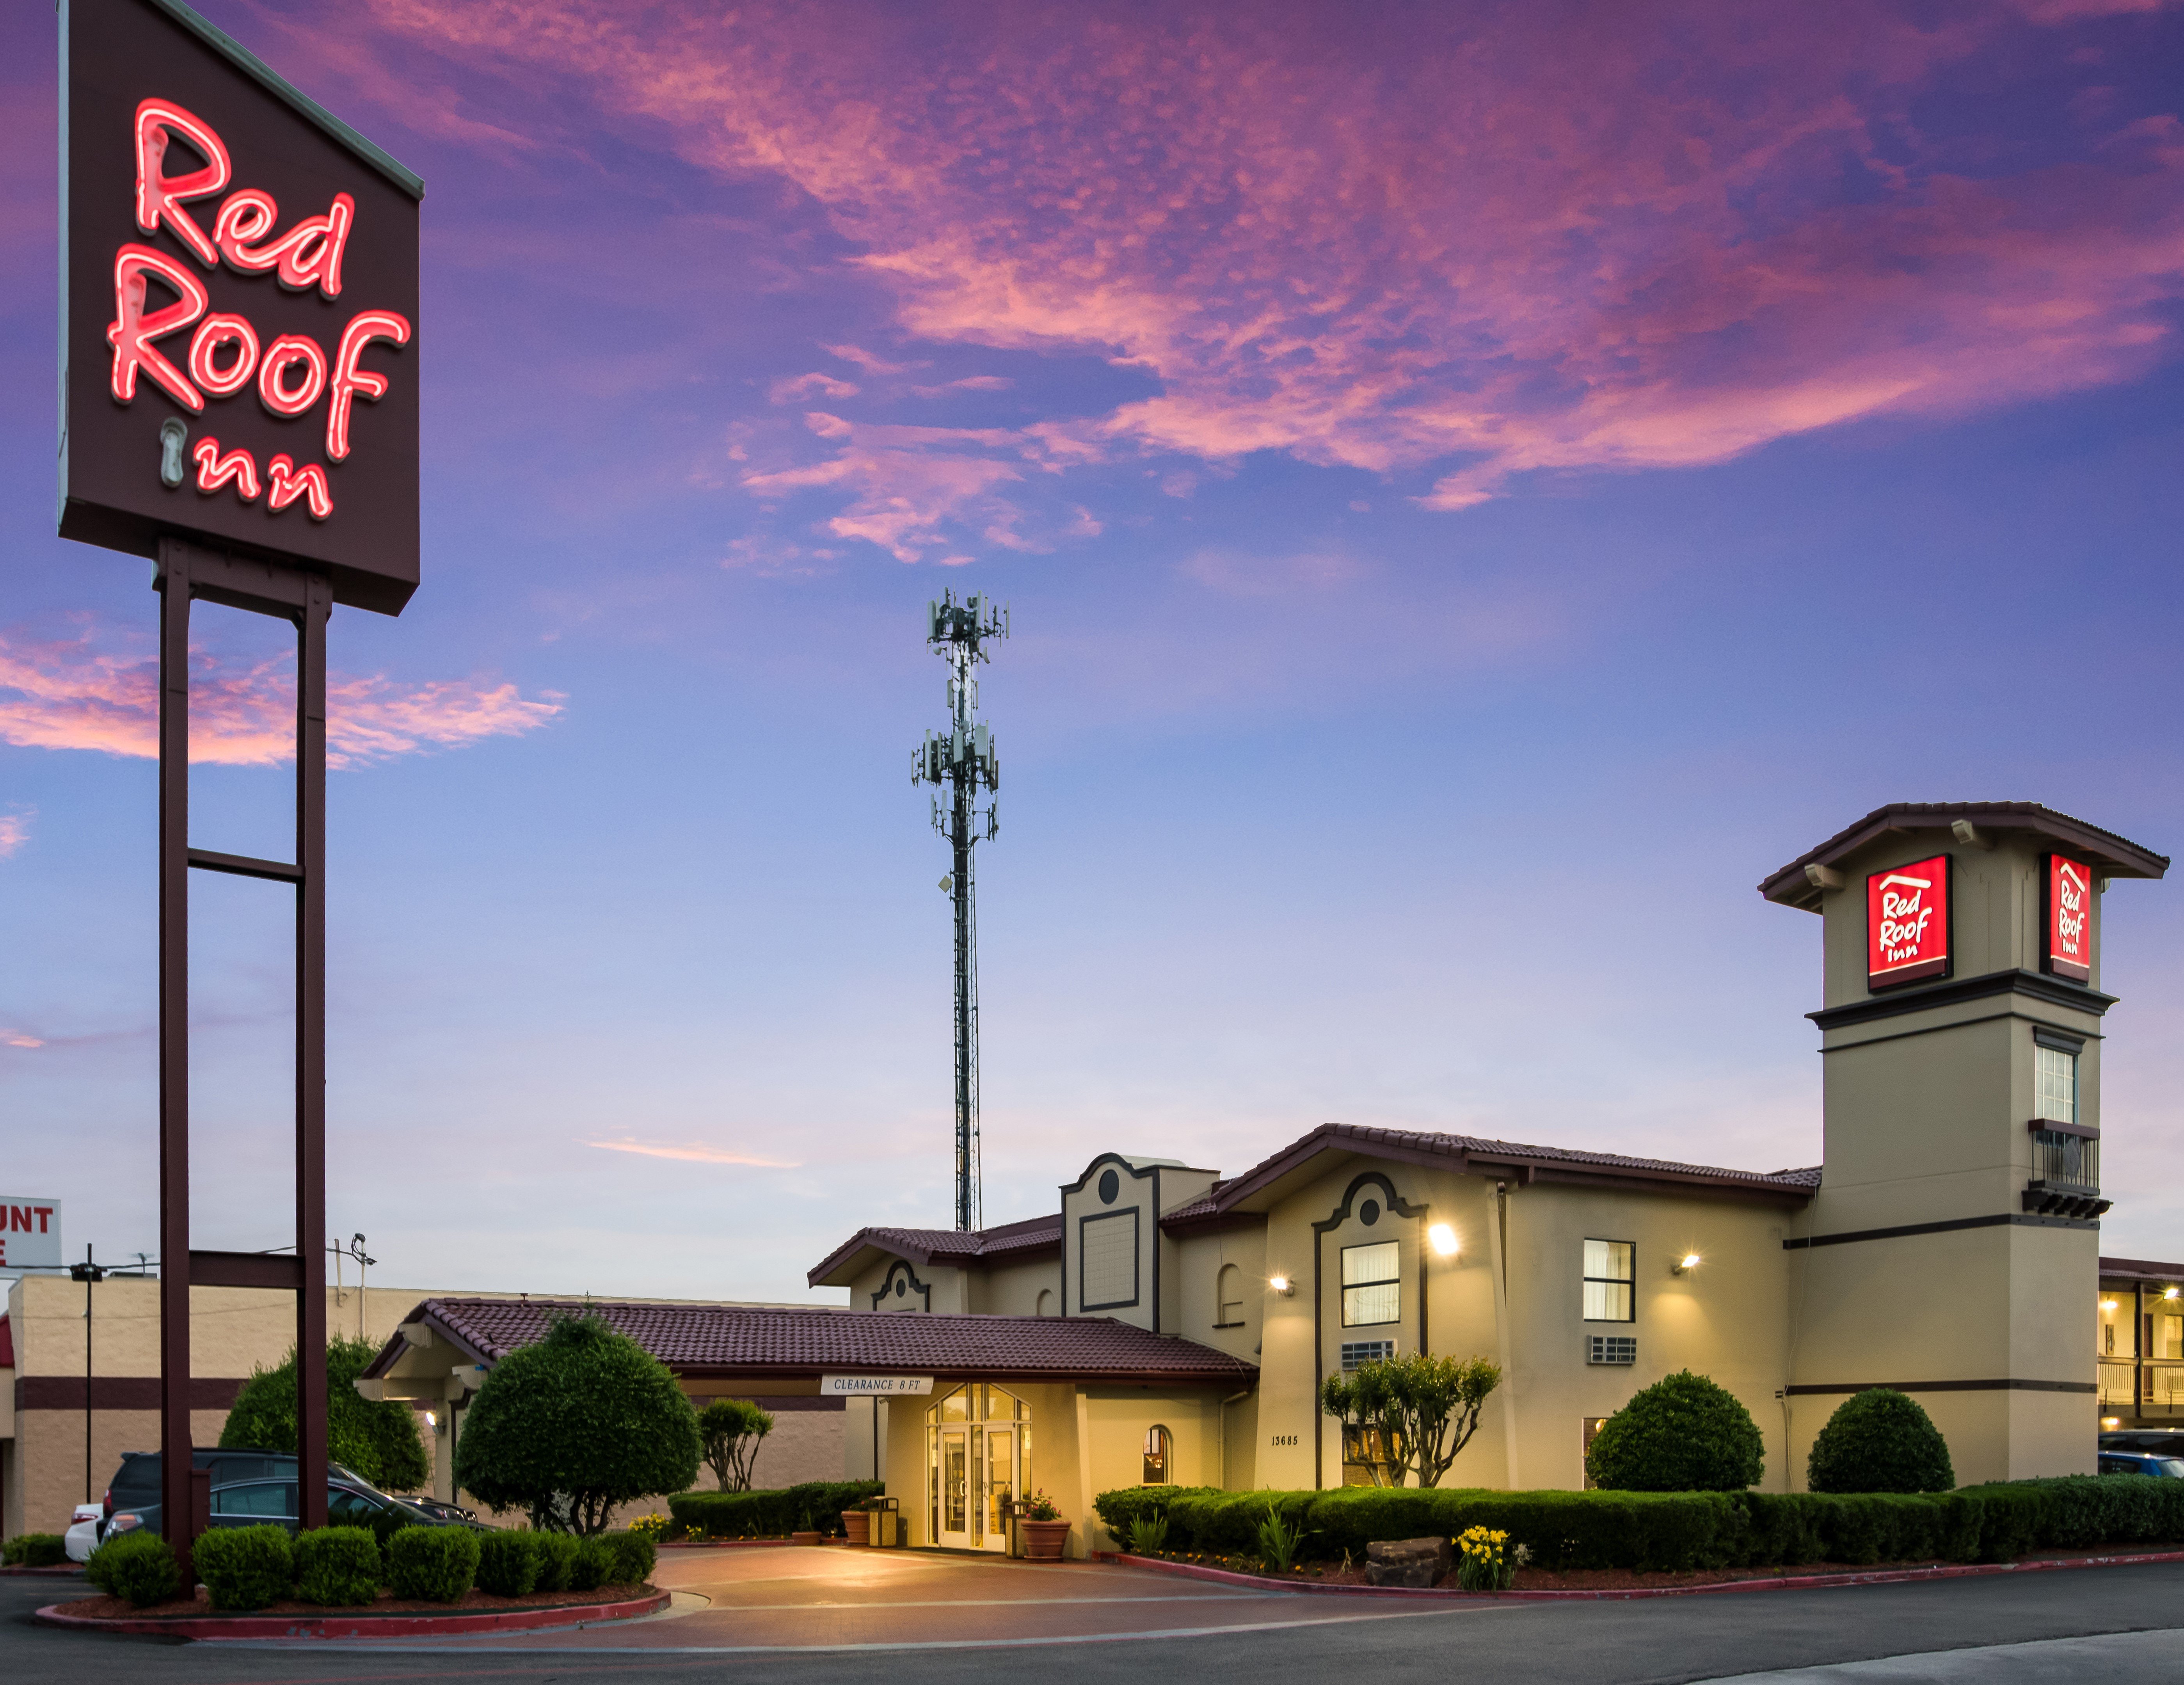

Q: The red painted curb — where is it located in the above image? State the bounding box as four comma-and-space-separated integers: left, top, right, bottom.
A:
660, 1539, 842, 1550
33, 1588, 670, 1639
1103, 1548, 2184, 1601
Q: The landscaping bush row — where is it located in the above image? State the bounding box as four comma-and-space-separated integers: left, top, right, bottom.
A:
1094, 1477, 2184, 1573
668, 1481, 883, 1539
2, 1532, 70, 1568
86, 1525, 659, 1611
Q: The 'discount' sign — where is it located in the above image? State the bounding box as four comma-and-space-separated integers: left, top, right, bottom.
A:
60, 0, 423, 614
822, 1375, 935, 1398
0, 1198, 62, 1269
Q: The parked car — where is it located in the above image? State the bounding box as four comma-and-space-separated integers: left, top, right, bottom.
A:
99, 1449, 475, 1539
2097, 1450, 2184, 1478
62, 1503, 102, 1563
2100, 1431, 2184, 1455
398, 1496, 478, 1524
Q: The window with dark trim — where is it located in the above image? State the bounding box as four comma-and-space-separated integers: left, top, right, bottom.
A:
1341, 1241, 1400, 1327
1216, 1263, 1244, 1327
1142, 1424, 1171, 1484
1583, 1239, 1635, 1322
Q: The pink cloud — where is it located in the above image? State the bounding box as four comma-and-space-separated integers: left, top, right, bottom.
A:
0, 629, 562, 768
0, 811, 28, 858
769, 372, 861, 403
1, 1031, 43, 1049
585, 1138, 800, 1168
359, 0, 2184, 520
912, 375, 1015, 396
822, 344, 930, 375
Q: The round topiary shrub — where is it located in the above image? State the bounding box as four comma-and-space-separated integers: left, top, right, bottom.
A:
474, 1530, 540, 1598
531, 1530, 580, 1593
85, 1531, 182, 1607
1806, 1388, 1955, 1493
385, 1524, 482, 1601
1586, 1370, 1766, 1492
192, 1525, 294, 1610
293, 1525, 383, 1606
601, 1530, 657, 1586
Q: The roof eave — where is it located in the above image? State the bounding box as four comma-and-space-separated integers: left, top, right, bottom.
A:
1761, 803, 2170, 909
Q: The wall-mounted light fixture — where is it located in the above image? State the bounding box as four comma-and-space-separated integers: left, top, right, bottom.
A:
1269, 1274, 1294, 1297
2101, 1298, 2120, 1314
424, 1409, 441, 1434
2165, 1286, 2181, 1303
1428, 1223, 1458, 1258
2102, 1416, 2122, 1430
1671, 1253, 1702, 1276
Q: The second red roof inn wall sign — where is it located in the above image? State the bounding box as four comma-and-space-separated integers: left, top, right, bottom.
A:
61, 0, 422, 614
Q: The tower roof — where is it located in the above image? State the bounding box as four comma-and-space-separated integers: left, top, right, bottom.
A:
1760, 802, 2168, 912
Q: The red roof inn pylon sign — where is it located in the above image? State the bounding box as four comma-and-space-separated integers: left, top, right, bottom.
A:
60, 0, 423, 1574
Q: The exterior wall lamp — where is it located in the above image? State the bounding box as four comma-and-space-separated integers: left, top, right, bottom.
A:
1427, 1223, 1458, 1258
1671, 1253, 1703, 1276
2165, 1287, 2181, 1303
2101, 1298, 2120, 1313
1269, 1274, 1295, 1297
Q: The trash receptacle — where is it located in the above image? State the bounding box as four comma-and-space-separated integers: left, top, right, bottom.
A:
865, 1496, 901, 1548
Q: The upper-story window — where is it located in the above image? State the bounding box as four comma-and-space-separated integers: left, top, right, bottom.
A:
1583, 1239, 1635, 1322
2036, 1044, 2078, 1125
1216, 1263, 1244, 1327
1341, 1241, 1400, 1327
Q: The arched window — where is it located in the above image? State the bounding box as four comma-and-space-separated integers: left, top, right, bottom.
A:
1142, 1424, 1172, 1485
1036, 1288, 1056, 1317
1216, 1264, 1244, 1326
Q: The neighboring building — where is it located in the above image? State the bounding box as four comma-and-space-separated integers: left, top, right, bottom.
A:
368, 800, 2176, 1561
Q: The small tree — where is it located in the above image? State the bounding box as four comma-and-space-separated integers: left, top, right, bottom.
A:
697, 1399, 775, 1492
453, 1312, 701, 1534
1807, 1388, 1955, 1493
1320, 1353, 1502, 1488
221, 1335, 430, 1491
1586, 1370, 1764, 1492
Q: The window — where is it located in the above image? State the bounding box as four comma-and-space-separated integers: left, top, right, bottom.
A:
1143, 1425, 1172, 1484
212, 1481, 294, 1518
2163, 1315, 2183, 1361
1341, 1241, 1400, 1327
1216, 1264, 1244, 1326
1080, 1209, 1139, 1310
2036, 1044, 2077, 1125
1341, 1339, 1395, 1372
1583, 1239, 1635, 1322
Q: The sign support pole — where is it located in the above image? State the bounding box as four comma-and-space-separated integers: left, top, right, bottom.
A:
295, 573, 330, 1530
156, 540, 195, 1574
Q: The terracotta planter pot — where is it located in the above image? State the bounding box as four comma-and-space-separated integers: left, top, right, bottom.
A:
790, 1530, 823, 1546
842, 1511, 870, 1546
1019, 1519, 1070, 1561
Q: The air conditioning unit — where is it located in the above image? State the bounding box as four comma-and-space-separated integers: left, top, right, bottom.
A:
1340, 1340, 1396, 1372
1587, 1335, 1637, 1366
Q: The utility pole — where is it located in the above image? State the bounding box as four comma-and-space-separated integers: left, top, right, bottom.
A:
913, 591, 1008, 1232
68, 1246, 107, 1503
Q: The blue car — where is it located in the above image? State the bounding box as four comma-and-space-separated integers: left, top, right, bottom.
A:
2097, 1451, 2184, 1478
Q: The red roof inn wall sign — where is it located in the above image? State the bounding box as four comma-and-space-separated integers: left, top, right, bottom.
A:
2044, 855, 2094, 983
1867, 853, 1952, 990
61, 0, 422, 615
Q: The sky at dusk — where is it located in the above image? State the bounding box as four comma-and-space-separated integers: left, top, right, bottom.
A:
3, 0, 2182, 1303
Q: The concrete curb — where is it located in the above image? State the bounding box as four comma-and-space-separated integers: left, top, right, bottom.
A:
1102, 1548, 2184, 1601
659, 1539, 842, 1551
0, 1565, 89, 1577
33, 1587, 671, 1639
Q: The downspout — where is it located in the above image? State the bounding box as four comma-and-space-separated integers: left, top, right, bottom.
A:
1487, 1180, 1520, 1489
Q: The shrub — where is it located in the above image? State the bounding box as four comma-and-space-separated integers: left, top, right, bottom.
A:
293, 1526, 382, 1606
1320, 1352, 1503, 1487
454, 1313, 702, 1535
474, 1530, 541, 1597
1255, 1501, 1311, 1573
1587, 1371, 1765, 1492
2, 1532, 69, 1567
220, 1336, 430, 1492
1807, 1390, 1955, 1494
192, 1525, 294, 1610
667, 1482, 883, 1540
1124, 1513, 1170, 1555
601, 1531, 657, 1585
386, 1525, 481, 1601
85, 1531, 182, 1606
697, 1399, 775, 1492
531, 1530, 581, 1593
568, 1536, 614, 1592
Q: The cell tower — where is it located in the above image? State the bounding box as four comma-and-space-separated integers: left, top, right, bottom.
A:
913, 590, 1008, 1232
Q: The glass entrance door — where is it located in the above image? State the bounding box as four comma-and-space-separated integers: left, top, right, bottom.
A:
980, 1427, 1015, 1552
938, 1428, 971, 1548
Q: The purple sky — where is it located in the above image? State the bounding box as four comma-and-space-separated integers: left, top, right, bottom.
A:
3, 0, 2182, 1302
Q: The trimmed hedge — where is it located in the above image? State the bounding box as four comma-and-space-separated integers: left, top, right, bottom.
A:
532, 1530, 581, 1593
192, 1525, 294, 1610
669, 1481, 883, 1539
386, 1525, 481, 1601
1093, 1476, 2184, 1571
1809, 1389, 1955, 1494
1587, 1370, 1766, 1492
601, 1530, 657, 1585
475, 1530, 540, 1597
86, 1532, 182, 1606
4, 1532, 69, 1567
568, 1536, 613, 1592
294, 1526, 383, 1606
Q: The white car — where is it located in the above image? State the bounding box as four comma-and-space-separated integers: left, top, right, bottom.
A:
64, 1504, 101, 1563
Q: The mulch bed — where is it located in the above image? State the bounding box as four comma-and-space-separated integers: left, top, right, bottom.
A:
51, 1580, 652, 1621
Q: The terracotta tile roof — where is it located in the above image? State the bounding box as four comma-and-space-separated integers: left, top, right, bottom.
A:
1759, 802, 2168, 910
1196, 1123, 1819, 1215
807, 1213, 1060, 1287
2101, 1257, 2184, 1284
365, 1298, 1254, 1385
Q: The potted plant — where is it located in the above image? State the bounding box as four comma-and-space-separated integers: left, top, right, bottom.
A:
841, 1507, 870, 1546
1017, 1490, 1069, 1561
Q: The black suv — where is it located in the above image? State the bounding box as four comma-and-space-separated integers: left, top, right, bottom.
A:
101, 1448, 464, 1541
2099, 1431, 2184, 1455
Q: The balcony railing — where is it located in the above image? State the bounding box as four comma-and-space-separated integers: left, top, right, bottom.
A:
2026, 1122, 2108, 1218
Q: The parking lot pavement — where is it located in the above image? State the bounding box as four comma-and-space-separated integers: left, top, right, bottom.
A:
7, 1551, 2184, 1684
